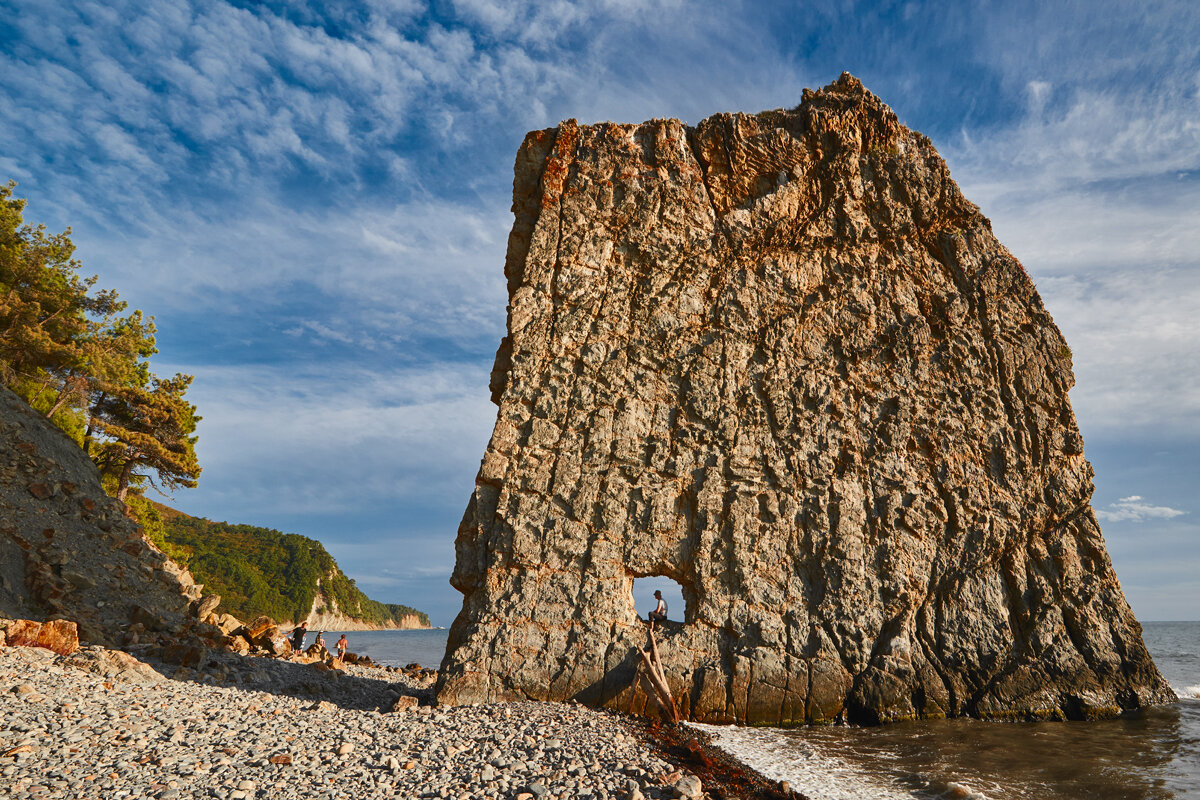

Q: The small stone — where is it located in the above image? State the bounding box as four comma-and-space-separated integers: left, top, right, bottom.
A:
390, 695, 419, 712
337, 742, 354, 756
674, 775, 702, 799
268, 753, 292, 765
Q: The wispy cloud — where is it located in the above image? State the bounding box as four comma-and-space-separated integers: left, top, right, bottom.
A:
3, 0, 1198, 620
1097, 496, 1188, 523
178, 361, 497, 511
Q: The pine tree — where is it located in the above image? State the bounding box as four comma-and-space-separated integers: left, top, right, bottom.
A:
91, 372, 201, 501
0, 181, 202, 501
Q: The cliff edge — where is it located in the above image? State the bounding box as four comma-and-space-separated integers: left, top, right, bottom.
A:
436, 74, 1174, 724
0, 385, 201, 644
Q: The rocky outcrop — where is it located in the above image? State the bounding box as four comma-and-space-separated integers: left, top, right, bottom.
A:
2, 618, 80, 655
436, 74, 1174, 724
0, 384, 201, 645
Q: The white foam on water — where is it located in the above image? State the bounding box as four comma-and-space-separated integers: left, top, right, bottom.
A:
1175, 684, 1200, 699
689, 722, 920, 800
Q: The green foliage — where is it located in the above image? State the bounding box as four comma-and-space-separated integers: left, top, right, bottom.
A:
91, 373, 201, 500
0, 181, 200, 500
1059, 344, 1073, 362
151, 503, 428, 627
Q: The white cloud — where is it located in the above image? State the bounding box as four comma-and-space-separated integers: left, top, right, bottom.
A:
168, 361, 498, 518
1096, 496, 1187, 523
943, 55, 1200, 441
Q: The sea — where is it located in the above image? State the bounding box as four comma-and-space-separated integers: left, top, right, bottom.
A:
329, 622, 1200, 799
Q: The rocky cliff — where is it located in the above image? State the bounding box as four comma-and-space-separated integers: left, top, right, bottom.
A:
0, 385, 202, 644
303, 593, 430, 631
436, 74, 1174, 724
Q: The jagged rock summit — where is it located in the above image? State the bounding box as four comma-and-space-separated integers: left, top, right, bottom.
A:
436, 74, 1174, 724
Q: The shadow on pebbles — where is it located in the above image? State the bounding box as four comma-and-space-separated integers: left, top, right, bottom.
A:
0, 644, 724, 800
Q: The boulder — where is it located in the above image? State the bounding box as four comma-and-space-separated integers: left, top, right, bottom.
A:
60, 647, 163, 683
244, 615, 277, 640
194, 594, 221, 619
390, 695, 419, 712
254, 627, 292, 657
224, 636, 250, 655
4, 618, 79, 655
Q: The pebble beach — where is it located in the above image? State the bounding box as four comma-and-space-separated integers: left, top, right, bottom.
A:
0, 644, 732, 800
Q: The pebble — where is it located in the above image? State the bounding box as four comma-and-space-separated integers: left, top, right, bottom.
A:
0, 645, 694, 800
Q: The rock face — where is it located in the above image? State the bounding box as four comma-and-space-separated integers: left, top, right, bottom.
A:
436, 74, 1174, 724
301, 593, 431, 631
0, 384, 201, 644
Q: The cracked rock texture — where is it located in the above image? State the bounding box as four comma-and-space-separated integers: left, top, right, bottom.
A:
0, 384, 201, 644
436, 74, 1174, 724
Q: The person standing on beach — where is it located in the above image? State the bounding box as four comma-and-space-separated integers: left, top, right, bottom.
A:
290, 621, 307, 653
336, 634, 348, 661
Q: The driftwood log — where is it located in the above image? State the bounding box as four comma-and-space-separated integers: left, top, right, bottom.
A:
635, 624, 678, 723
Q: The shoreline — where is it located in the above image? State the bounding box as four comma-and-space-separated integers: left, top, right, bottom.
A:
296, 622, 434, 633
0, 642, 798, 800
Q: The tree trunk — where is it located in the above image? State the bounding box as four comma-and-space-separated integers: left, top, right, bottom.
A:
84, 392, 107, 449
46, 389, 71, 418
116, 457, 135, 501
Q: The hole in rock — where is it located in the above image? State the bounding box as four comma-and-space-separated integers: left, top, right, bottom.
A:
631, 576, 687, 625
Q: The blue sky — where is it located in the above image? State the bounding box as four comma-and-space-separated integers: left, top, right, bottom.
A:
1, 0, 1197, 626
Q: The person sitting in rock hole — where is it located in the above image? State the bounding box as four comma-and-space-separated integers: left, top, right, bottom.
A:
647, 590, 668, 626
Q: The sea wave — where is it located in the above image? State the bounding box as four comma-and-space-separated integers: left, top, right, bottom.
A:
690, 722, 922, 800
1176, 684, 1200, 699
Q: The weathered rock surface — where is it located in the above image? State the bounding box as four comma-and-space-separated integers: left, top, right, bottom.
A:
2, 618, 80, 656
58, 645, 164, 683
436, 74, 1174, 724
0, 385, 201, 645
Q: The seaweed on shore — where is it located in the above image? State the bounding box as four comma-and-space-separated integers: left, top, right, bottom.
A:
629, 716, 809, 800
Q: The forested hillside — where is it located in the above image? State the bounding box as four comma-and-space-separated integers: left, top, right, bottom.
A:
137, 501, 428, 628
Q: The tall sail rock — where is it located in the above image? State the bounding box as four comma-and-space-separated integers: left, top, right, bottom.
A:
436, 74, 1174, 724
